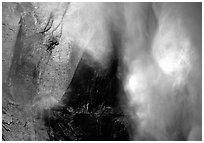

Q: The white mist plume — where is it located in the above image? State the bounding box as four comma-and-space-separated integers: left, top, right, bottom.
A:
62, 3, 113, 67
124, 3, 201, 140
63, 3, 201, 140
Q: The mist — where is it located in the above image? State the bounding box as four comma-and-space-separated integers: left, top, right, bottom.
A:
122, 3, 201, 140
63, 3, 202, 140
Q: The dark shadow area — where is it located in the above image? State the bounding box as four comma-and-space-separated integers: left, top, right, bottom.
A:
43, 50, 131, 140
43, 28, 131, 140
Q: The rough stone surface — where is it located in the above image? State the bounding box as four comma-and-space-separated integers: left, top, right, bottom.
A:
2, 2, 83, 140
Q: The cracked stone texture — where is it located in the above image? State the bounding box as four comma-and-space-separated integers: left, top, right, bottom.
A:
2, 2, 83, 140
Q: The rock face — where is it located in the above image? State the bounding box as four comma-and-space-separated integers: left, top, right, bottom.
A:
5, 2, 83, 107
2, 2, 83, 140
